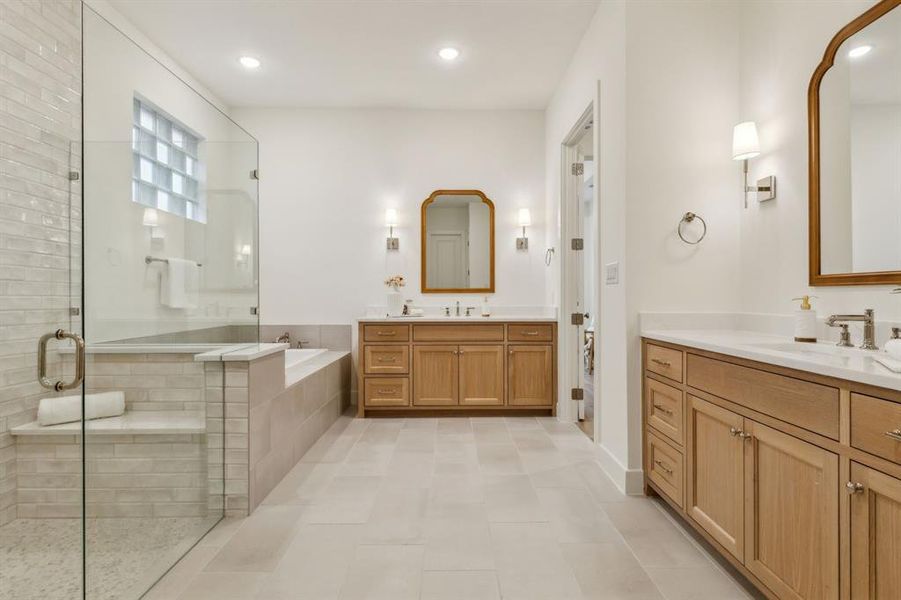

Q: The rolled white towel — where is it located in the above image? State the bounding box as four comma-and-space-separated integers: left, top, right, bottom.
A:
37, 391, 126, 426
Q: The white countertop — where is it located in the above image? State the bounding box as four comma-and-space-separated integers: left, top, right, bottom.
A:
642, 329, 901, 392
358, 315, 557, 323
194, 343, 289, 362
286, 350, 350, 388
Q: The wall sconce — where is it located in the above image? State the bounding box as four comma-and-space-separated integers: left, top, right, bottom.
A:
732, 121, 775, 208
385, 208, 399, 250
142, 208, 164, 240
237, 244, 252, 266
516, 208, 531, 250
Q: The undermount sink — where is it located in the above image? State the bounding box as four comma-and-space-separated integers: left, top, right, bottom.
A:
746, 341, 854, 357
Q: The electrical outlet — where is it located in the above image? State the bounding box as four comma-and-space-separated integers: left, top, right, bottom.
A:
605, 262, 620, 285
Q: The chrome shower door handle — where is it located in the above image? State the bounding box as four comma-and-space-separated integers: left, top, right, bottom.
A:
38, 329, 85, 391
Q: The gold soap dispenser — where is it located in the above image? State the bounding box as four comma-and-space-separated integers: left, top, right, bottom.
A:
793, 295, 818, 343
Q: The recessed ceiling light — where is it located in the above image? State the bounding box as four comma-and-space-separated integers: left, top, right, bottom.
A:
848, 45, 872, 58
239, 56, 261, 69
438, 47, 460, 61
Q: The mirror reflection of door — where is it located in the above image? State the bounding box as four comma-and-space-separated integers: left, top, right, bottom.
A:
421, 190, 495, 293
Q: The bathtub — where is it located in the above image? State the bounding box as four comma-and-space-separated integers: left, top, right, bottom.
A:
284, 348, 328, 370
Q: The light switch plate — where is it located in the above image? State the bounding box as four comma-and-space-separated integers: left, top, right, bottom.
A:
605, 262, 620, 285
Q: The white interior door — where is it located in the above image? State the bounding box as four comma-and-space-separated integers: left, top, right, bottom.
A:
428, 231, 467, 288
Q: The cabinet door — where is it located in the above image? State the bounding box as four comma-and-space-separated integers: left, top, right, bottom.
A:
507, 345, 553, 407
850, 462, 901, 599
744, 421, 839, 600
413, 345, 458, 406
459, 345, 504, 406
685, 396, 745, 561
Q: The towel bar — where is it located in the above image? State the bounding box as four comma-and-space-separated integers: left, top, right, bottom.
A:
145, 256, 202, 267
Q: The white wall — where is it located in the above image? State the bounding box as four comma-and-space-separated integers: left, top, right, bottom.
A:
738, 0, 901, 322
545, 0, 741, 489
231, 108, 547, 324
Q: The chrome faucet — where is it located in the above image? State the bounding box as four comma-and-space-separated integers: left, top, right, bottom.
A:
275, 331, 290, 344
826, 309, 878, 350
455, 301, 461, 317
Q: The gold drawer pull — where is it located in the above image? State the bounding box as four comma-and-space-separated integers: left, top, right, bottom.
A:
376, 331, 397, 336
651, 358, 672, 367
377, 357, 394, 363
652, 403, 673, 416
521, 331, 539, 336
377, 388, 395, 394
884, 429, 901, 442
653, 459, 673, 475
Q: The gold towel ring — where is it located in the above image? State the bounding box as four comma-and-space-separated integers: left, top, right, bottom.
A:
678, 212, 707, 245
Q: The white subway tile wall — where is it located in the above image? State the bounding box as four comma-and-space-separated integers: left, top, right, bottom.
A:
0, 0, 83, 527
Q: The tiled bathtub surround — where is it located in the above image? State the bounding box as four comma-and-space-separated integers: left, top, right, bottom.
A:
212, 350, 352, 514
0, 0, 82, 527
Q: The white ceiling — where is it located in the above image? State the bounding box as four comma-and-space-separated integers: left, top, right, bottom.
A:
107, 0, 601, 110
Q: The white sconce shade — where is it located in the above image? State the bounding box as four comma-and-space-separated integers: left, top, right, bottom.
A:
142, 208, 159, 227
385, 208, 398, 227
732, 121, 760, 161
517, 208, 532, 228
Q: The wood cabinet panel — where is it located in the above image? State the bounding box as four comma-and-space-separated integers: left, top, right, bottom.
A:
686, 395, 745, 561
646, 378, 684, 446
363, 345, 409, 375
647, 431, 684, 508
850, 462, 901, 599
507, 345, 553, 407
459, 345, 505, 406
507, 323, 554, 342
687, 353, 840, 440
364, 378, 409, 407
744, 421, 839, 600
363, 324, 410, 342
412, 345, 458, 406
647, 344, 684, 383
851, 393, 901, 464
412, 324, 504, 342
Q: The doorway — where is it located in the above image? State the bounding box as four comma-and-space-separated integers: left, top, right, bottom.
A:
560, 105, 598, 440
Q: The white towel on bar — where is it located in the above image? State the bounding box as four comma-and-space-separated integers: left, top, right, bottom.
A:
161, 257, 199, 309
37, 391, 126, 426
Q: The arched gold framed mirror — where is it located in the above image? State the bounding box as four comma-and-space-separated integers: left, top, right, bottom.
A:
421, 189, 495, 294
808, 0, 901, 286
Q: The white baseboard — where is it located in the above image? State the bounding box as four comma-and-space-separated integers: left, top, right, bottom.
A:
596, 442, 644, 495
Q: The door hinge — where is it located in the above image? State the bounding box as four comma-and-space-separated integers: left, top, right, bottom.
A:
68, 171, 80, 181
250, 306, 259, 316
571, 238, 584, 250
250, 169, 260, 180
69, 307, 80, 317
571, 388, 584, 401
570, 312, 585, 326
571, 162, 584, 176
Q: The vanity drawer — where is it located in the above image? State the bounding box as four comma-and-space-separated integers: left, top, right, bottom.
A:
364, 345, 410, 375
647, 431, 684, 508
363, 324, 410, 342
646, 344, 684, 383
851, 393, 901, 464
646, 378, 684, 446
507, 323, 554, 342
364, 378, 409, 407
413, 324, 505, 342
687, 354, 840, 439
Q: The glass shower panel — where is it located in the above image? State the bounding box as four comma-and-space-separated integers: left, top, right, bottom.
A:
81, 7, 259, 599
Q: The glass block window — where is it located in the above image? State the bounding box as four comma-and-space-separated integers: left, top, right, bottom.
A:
132, 97, 205, 222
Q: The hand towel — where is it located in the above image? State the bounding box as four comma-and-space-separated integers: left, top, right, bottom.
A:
874, 355, 901, 374
37, 391, 126, 426
161, 258, 199, 309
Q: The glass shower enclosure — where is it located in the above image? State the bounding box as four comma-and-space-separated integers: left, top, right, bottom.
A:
0, 4, 259, 599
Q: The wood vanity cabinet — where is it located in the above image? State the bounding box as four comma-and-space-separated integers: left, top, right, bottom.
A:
643, 338, 901, 600
359, 321, 556, 416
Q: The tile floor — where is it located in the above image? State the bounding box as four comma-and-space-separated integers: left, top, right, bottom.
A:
144, 414, 760, 600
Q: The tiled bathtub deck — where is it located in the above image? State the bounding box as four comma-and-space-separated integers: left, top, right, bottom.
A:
144, 414, 760, 600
